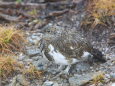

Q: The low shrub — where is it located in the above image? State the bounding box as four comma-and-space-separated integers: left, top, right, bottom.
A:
0, 25, 26, 54
0, 56, 23, 78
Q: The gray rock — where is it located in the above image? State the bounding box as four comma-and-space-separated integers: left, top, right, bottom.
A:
33, 61, 40, 67
28, 33, 42, 45
26, 48, 41, 57
111, 83, 115, 86
105, 82, 115, 86
104, 74, 110, 83
75, 62, 91, 73
10, 76, 17, 86
16, 83, 21, 86
28, 37, 34, 44
69, 72, 102, 86
110, 73, 115, 81
30, 83, 40, 86
32, 56, 40, 61
16, 75, 29, 85
10, 74, 29, 86
32, 39, 40, 45
24, 58, 33, 62
32, 58, 48, 70
36, 0, 45, 3
105, 74, 111, 79
18, 53, 26, 61
42, 81, 58, 86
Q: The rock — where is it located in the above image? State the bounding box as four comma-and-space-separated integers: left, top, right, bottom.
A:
10, 76, 17, 86
42, 81, 58, 86
16, 75, 29, 85
69, 74, 91, 86
30, 83, 40, 86
28, 33, 42, 45
32, 56, 40, 61
37, 64, 44, 70
42, 81, 53, 86
111, 83, 115, 86
32, 58, 48, 70
26, 48, 41, 57
89, 84, 95, 86
110, 73, 115, 81
104, 74, 110, 83
39, 0, 45, 3
75, 62, 91, 73
18, 53, 26, 61
33, 61, 40, 67
105, 82, 115, 86
69, 72, 103, 86
23, 58, 33, 67
31, 39, 40, 45
16, 83, 21, 86
45, 0, 65, 2
24, 58, 33, 63
108, 33, 115, 45
10, 74, 29, 86
105, 74, 111, 79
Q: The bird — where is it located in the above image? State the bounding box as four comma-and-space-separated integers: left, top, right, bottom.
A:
41, 30, 106, 74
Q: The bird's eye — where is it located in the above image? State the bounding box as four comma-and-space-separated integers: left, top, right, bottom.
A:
88, 54, 93, 58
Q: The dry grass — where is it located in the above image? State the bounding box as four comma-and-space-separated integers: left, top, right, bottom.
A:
0, 25, 26, 54
82, 0, 115, 28
0, 56, 43, 79
91, 72, 105, 86
23, 65, 44, 79
91, 0, 115, 17
0, 56, 23, 78
28, 9, 38, 17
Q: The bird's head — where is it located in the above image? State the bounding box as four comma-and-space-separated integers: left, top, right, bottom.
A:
81, 51, 93, 61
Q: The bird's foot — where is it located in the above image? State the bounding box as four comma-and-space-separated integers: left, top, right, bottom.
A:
52, 65, 71, 79
58, 65, 71, 75
52, 71, 69, 79
62, 66, 70, 75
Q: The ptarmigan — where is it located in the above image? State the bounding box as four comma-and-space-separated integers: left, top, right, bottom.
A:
41, 31, 106, 74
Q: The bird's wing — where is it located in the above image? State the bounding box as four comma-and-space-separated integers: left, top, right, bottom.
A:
44, 49, 54, 61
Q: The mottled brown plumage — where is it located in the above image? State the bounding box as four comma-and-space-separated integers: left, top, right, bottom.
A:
43, 31, 104, 61
41, 30, 106, 74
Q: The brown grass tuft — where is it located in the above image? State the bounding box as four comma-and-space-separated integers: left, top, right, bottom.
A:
23, 65, 44, 79
91, 72, 105, 86
0, 25, 26, 54
82, 0, 115, 28
0, 56, 23, 78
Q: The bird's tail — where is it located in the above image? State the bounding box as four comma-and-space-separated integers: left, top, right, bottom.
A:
92, 48, 106, 62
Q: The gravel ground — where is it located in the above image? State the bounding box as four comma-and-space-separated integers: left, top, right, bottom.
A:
1, 0, 115, 86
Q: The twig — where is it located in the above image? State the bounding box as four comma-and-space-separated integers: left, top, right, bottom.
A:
45, 9, 69, 19
108, 33, 115, 45
34, 20, 50, 30
0, 13, 20, 22
0, 2, 46, 9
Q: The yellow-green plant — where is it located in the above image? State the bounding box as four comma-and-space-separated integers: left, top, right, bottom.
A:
0, 25, 25, 54
16, 0, 22, 3
28, 9, 38, 17
91, 72, 105, 86
83, 0, 115, 28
